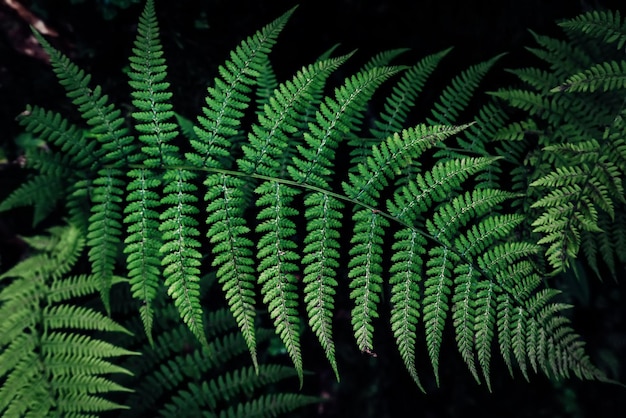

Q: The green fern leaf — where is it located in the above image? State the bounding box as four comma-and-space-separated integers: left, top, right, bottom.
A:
452, 263, 479, 384
559, 9, 626, 50
371, 48, 452, 140
124, 168, 162, 343
33, 31, 135, 164
474, 280, 497, 391
362, 47, 410, 71
551, 60, 626, 93
496, 293, 515, 377
205, 173, 258, 369
255, 55, 278, 114
389, 228, 426, 390
0, 225, 136, 416
345, 124, 468, 360
423, 246, 457, 385
47, 274, 125, 304
160, 168, 206, 346
161, 365, 303, 417
511, 306, 530, 380
506, 67, 559, 92
388, 156, 499, 221
428, 54, 505, 125
455, 214, 526, 258
124, 0, 183, 342
244, 55, 352, 178
344, 124, 470, 200
17, 105, 97, 169
0, 173, 63, 226
301, 191, 343, 379
287, 63, 400, 375
34, 30, 136, 310
348, 208, 388, 354
221, 54, 352, 374
427, 189, 516, 246
190, 8, 298, 365
188, 7, 295, 168
43, 304, 132, 335
526, 31, 593, 79
218, 393, 320, 418
255, 181, 303, 382
87, 168, 125, 313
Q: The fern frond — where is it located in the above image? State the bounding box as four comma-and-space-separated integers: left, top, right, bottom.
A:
388, 156, 499, 222
473, 280, 497, 390
427, 189, 516, 246
188, 7, 295, 169
47, 273, 124, 303
506, 67, 559, 91
124, 0, 176, 342
33, 31, 135, 165
160, 168, 206, 345
496, 293, 515, 377
348, 207, 389, 354
559, 9, 626, 50
551, 60, 626, 93
0, 225, 135, 417
280, 65, 402, 374
124, 167, 162, 343
291, 65, 400, 186
34, 31, 137, 310
526, 31, 593, 79
389, 228, 427, 390
372, 48, 452, 140
255, 181, 303, 382
7, 2, 613, 400
451, 263, 479, 384
216, 55, 350, 373
160, 365, 305, 417
88, 168, 125, 312
128, 0, 180, 168
242, 55, 352, 178
17, 105, 97, 169
189, 9, 297, 364
344, 124, 468, 358
455, 103, 510, 176
205, 173, 258, 367
344, 124, 470, 200
0, 172, 63, 226
428, 54, 504, 125
217, 393, 320, 418
528, 137, 625, 271
116, 293, 315, 418
362, 47, 410, 71
423, 246, 457, 385
43, 304, 132, 335
255, 55, 278, 114
2, 107, 97, 228
301, 191, 343, 379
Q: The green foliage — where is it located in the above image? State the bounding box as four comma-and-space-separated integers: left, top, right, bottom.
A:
492, 9, 626, 276
1, 1, 622, 412
110, 276, 318, 418
0, 224, 136, 417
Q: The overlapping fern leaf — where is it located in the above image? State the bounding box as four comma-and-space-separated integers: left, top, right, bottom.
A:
0, 224, 136, 417
29, 30, 136, 313
110, 279, 318, 418
1, 0, 613, 397
125, 0, 206, 346
491, 9, 626, 275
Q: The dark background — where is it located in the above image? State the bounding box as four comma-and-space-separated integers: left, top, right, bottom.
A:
1, 1, 626, 417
